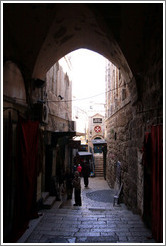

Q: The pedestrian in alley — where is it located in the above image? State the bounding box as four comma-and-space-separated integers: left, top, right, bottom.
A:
82, 162, 90, 187
64, 168, 74, 200
77, 164, 82, 177
73, 164, 77, 173
72, 171, 82, 206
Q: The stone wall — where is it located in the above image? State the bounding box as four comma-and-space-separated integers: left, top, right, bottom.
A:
106, 101, 133, 192
105, 22, 163, 213
45, 59, 72, 132
106, 58, 163, 215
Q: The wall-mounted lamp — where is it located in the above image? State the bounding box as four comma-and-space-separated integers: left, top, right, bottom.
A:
58, 95, 64, 100
33, 78, 46, 88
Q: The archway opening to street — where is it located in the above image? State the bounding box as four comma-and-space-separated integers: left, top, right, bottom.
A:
3, 3, 163, 243
44, 46, 129, 207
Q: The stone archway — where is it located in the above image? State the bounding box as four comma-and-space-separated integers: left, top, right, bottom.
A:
3, 3, 163, 242
4, 3, 162, 118
4, 3, 162, 93
32, 4, 132, 83
3, 2, 163, 193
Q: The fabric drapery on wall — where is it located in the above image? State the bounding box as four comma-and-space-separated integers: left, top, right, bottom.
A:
143, 125, 163, 243
3, 112, 15, 242
13, 117, 39, 242
143, 132, 152, 229
151, 125, 163, 243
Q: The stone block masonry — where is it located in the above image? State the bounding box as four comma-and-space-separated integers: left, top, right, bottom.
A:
24, 178, 155, 244
105, 63, 163, 216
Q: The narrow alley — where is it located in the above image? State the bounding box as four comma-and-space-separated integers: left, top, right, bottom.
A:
3, 3, 163, 244
18, 177, 156, 244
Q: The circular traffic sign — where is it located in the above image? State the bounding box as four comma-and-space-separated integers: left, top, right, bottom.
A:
94, 125, 101, 133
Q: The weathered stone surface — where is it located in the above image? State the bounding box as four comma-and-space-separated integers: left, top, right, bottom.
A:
23, 178, 155, 244
105, 43, 162, 216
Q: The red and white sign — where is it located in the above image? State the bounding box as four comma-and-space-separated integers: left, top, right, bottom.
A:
94, 125, 101, 133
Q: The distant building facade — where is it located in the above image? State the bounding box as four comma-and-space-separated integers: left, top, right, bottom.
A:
105, 60, 130, 121
87, 113, 105, 154
42, 56, 76, 200
46, 56, 73, 132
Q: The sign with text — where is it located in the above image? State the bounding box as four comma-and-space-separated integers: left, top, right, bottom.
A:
93, 118, 102, 123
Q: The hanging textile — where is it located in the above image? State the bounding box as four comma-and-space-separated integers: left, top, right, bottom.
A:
143, 132, 152, 229
143, 125, 163, 243
3, 112, 14, 242
12, 116, 39, 242
151, 125, 163, 243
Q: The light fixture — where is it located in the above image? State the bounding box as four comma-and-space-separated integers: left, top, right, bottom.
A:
58, 95, 64, 100
33, 78, 45, 88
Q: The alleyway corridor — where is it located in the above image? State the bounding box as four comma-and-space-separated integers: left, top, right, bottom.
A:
18, 177, 156, 244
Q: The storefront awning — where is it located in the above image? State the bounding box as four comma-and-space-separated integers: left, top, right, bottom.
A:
78, 151, 92, 156
92, 139, 107, 145
52, 131, 76, 137
45, 130, 77, 146
68, 140, 81, 148
75, 132, 86, 136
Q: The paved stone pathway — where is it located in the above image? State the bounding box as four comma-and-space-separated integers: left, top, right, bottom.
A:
24, 177, 156, 243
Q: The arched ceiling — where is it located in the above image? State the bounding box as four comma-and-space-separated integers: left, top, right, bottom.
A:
3, 3, 163, 82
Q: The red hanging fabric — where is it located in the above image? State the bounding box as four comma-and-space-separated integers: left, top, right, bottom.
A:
151, 125, 163, 243
143, 125, 163, 243
143, 132, 152, 229
12, 117, 39, 242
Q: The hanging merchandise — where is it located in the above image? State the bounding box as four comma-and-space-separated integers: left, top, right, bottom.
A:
12, 116, 39, 242
151, 125, 163, 243
143, 125, 163, 243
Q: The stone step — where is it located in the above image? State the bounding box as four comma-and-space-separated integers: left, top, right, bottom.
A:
95, 170, 104, 175
95, 172, 103, 175
43, 196, 56, 209
94, 155, 103, 178
41, 192, 49, 202
95, 173, 103, 177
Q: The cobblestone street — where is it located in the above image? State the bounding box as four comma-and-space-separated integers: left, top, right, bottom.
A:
20, 177, 156, 244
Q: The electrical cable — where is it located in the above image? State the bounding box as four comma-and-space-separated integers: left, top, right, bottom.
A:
7, 79, 131, 104
47, 80, 131, 103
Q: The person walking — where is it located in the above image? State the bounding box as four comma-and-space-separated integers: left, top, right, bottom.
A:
82, 162, 90, 187
64, 168, 74, 200
77, 164, 82, 177
73, 164, 77, 173
72, 171, 82, 206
